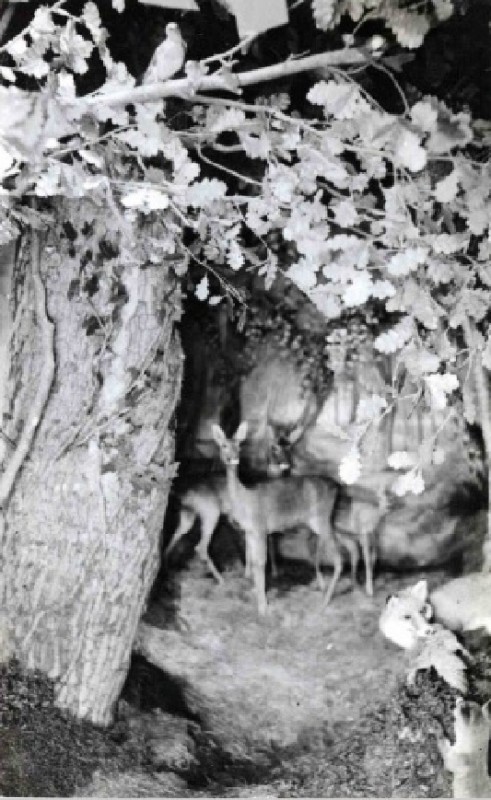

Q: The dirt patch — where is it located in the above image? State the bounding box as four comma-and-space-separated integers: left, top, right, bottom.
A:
2, 556, 488, 796
139, 558, 471, 796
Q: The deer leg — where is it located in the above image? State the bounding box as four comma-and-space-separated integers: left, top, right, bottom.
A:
246, 529, 268, 616
322, 529, 343, 608
339, 533, 360, 588
360, 529, 374, 597
164, 508, 196, 562
268, 534, 278, 580
196, 507, 223, 584
314, 533, 326, 592
244, 534, 252, 579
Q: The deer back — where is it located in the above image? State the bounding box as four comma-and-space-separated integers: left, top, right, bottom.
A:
234, 476, 338, 534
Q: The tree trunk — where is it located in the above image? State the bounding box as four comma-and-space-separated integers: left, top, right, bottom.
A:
0, 220, 183, 725
462, 318, 491, 571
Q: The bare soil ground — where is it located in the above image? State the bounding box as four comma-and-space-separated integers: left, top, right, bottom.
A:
132, 553, 462, 797
3, 543, 490, 797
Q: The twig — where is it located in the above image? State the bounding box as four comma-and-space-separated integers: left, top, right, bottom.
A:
201, 33, 258, 67
0, 3, 14, 45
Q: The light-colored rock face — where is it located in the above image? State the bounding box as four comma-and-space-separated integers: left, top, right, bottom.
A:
181, 339, 481, 570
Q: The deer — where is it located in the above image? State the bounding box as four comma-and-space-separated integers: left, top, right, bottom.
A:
164, 423, 367, 596
210, 421, 344, 616
163, 435, 291, 584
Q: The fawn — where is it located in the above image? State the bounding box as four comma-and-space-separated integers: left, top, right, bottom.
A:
165, 426, 371, 598
164, 476, 232, 584
211, 421, 343, 616
379, 574, 491, 650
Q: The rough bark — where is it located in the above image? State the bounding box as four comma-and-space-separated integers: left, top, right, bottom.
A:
462, 318, 491, 570
0, 215, 183, 725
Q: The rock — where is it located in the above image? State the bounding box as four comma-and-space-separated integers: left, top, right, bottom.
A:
142, 708, 196, 770
76, 768, 188, 797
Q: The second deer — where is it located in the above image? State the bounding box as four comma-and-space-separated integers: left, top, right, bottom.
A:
211, 421, 344, 616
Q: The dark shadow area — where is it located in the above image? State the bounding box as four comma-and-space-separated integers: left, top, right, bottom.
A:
0, 660, 143, 797
122, 654, 201, 724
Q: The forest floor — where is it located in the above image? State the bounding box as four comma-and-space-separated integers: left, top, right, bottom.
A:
2, 536, 490, 797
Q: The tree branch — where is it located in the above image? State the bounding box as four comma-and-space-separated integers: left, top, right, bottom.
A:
82, 48, 366, 108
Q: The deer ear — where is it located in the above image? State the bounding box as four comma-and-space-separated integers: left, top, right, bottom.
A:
410, 580, 428, 604
211, 424, 226, 444
234, 421, 248, 442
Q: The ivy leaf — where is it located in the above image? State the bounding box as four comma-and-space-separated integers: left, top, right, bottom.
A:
434, 169, 460, 203
308, 288, 341, 319
386, 7, 429, 48
186, 178, 227, 207
374, 317, 413, 354
394, 129, 427, 172
424, 373, 459, 411
210, 108, 246, 133
121, 187, 169, 212
82, 3, 104, 44
427, 109, 472, 154
20, 58, 50, 79
312, 0, 336, 29
339, 448, 362, 485
227, 240, 244, 271
307, 80, 368, 120
355, 394, 387, 423
372, 280, 396, 300
0, 67, 15, 83
410, 99, 438, 132
31, 7, 55, 39
388, 451, 417, 470
386, 247, 427, 277
342, 271, 373, 306
59, 19, 94, 74
240, 133, 271, 160
430, 233, 469, 255
5, 37, 27, 59
402, 346, 440, 377
286, 259, 318, 291
392, 468, 425, 497
433, 0, 454, 20
414, 627, 468, 692
332, 199, 358, 227
34, 162, 62, 196
195, 275, 209, 301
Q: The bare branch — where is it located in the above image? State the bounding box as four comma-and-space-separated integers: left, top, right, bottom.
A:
82, 48, 366, 108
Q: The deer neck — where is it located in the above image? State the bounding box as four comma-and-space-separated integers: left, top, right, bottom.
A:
224, 463, 249, 516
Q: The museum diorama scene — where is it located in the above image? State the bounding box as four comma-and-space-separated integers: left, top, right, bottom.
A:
0, 0, 491, 796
